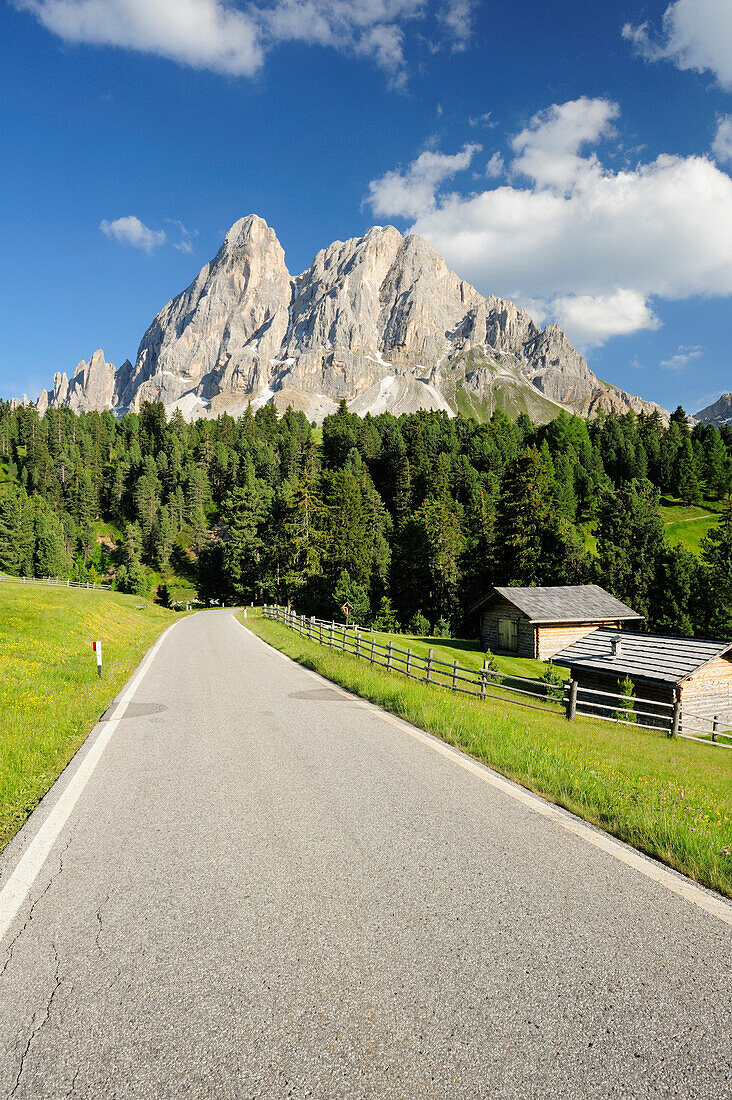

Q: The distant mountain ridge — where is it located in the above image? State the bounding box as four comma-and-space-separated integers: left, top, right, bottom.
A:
30, 214, 666, 424
695, 394, 732, 426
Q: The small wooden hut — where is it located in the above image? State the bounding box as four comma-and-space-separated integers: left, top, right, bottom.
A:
553, 629, 732, 728
470, 585, 643, 660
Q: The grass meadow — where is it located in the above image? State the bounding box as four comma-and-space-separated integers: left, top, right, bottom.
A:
0, 582, 175, 851
243, 610, 732, 897
659, 499, 723, 555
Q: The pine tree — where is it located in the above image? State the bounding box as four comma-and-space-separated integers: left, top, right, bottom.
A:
152, 504, 175, 573
222, 471, 271, 602
0, 487, 24, 574
703, 428, 731, 499
595, 479, 665, 620
495, 447, 566, 585
675, 437, 702, 505
33, 506, 70, 578
614, 676, 637, 723
700, 497, 732, 638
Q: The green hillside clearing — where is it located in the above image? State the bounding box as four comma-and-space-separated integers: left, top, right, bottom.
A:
660, 500, 721, 554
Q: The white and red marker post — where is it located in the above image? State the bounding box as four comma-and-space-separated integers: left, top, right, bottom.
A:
92, 641, 103, 678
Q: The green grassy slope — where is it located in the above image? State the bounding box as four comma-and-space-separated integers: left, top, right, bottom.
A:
660, 500, 722, 555
243, 610, 732, 897
0, 582, 176, 850
350, 628, 561, 681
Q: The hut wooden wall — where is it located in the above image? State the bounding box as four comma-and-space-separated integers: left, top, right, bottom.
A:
571, 669, 674, 728
681, 656, 732, 724
480, 599, 535, 657
536, 621, 621, 662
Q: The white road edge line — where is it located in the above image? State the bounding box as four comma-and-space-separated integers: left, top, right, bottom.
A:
0, 618, 183, 946
238, 614, 732, 927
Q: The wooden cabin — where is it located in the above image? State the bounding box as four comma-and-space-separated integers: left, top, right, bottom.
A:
553, 629, 732, 729
470, 586, 643, 661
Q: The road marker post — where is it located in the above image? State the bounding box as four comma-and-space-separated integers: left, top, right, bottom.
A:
92, 640, 103, 679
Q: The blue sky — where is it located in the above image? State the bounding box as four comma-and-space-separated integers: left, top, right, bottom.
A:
2, 0, 731, 413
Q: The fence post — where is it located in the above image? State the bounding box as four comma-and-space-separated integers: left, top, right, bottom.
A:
330, 623, 335, 648
370, 637, 375, 665
566, 679, 578, 721
356, 633, 361, 660
406, 648, 412, 678
670, 693, 681, 738
387, 641, 393, 671
342, 627, 347, 653
712, 715, 718, 743
452, 660, 458, 691
480, 660, 488, 700
426, 648, 433, 684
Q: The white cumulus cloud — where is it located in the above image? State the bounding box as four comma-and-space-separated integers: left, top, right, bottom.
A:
16, 0, 264, 76
100, 216, 167, 253
510, 97, 619, 191
660, 345, 704, 370
485, 151, 504, 178
623, 0, 732, 90
713, 115, 732, 163
367, 143, 480, 219
551, 290, 661, 347
366, 97, 732, 347
15, 0, 471, 84
438, 0, 473, 51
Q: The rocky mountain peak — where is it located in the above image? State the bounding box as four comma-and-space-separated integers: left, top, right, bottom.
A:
37, 349, 116, 415
695, 394, 732, 426
222, 213, 277, 252
29, 215, 666, 425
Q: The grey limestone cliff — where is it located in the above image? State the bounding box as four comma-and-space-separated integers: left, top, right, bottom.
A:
33, 214, 665, 424
695, 394, 732, 426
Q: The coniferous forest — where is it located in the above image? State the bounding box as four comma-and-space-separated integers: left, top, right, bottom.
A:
0, 399, 731, 641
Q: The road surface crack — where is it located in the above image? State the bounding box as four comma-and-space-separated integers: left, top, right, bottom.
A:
9, 942, 62, 1097
0, 837, 72, 983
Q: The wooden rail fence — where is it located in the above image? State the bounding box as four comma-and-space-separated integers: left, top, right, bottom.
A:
0, 573, 111, 591
262, 605, 731, 747
264, 604, 564, 713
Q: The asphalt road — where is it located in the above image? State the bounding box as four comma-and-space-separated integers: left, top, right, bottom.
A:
0, 610, 730, 1099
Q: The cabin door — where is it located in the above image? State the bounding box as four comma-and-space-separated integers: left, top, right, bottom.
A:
497, 617, 518, 652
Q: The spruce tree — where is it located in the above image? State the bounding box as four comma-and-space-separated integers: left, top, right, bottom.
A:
595, 479, 665, 620
700, 498, 732, 639
675, 437, 702, 506
0, 487, 23, 574
33, 506, 69, 578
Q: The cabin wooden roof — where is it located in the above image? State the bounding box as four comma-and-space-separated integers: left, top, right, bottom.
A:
553, 628, 732, 685
470, 585, 643, 624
